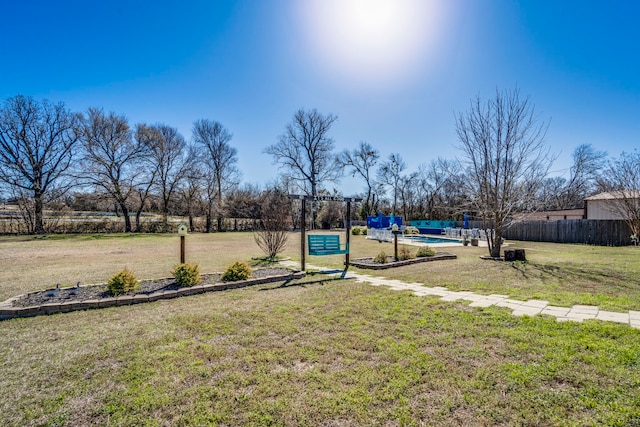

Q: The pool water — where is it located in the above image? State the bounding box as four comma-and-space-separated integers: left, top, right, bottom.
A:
404, 235, 459, 244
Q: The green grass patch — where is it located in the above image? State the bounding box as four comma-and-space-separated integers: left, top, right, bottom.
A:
1, 281, 639, 425
2, 233, 640, 424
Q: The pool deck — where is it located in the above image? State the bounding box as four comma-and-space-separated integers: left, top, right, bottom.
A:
399, 234, 488, 248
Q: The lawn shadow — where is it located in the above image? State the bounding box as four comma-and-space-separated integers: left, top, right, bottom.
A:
260, 272, 356, 291
513, 261, 640, 291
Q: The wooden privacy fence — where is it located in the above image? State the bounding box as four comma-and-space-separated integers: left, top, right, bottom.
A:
503, 219, 632, 246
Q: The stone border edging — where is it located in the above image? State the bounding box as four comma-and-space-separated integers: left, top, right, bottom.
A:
350, 253, 457, 270
0, 271, 305, 321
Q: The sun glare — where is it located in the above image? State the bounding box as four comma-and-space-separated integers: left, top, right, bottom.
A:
297, 0, 447, 90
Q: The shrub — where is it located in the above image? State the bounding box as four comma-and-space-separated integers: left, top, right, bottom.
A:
361, 228, 367, 235
373, 251, 387, 264
254, 187, 292, 259
107, 268, 139, 296
221, 261, 252, 282
403, 226, 419, 235
398, 246, 415, 261
416, 246, 436, 257
173, 263, 201, 287
351, 227, 361, 235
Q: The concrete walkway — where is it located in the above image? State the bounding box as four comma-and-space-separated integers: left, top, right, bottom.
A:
282, 262, 640, 329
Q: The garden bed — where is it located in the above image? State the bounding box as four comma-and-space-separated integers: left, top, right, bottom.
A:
350, 252, 457, 270
0, 268, 303, 320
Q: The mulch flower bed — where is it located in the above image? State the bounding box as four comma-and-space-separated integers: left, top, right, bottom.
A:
350, 252, 457, 270
11, 268, 293, 308
1, 268, 303, 320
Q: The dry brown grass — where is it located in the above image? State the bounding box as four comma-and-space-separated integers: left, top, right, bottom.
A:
0, 232, 298, 301
4, 232, 640, 312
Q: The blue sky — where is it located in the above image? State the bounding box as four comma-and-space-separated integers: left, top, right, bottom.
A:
1, 0, 639, 195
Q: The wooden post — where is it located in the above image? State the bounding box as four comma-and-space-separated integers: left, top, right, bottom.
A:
180, 236, 185, 264
177, 223, 188, 264
392, 224, 399, 261
345, 200, 351, 268
301, 199, 306, 272
394, 232, 398, 261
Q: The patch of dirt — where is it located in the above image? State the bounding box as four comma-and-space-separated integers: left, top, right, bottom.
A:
12, 268, 292, 308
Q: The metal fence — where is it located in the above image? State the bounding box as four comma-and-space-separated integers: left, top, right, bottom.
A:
366, 228, 394, 242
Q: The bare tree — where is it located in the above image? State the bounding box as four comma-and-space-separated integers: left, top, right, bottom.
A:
0, 95, 79, 234
254, 187, 292, 259
137, 123, 189, 232
413, 158, 461, 219
338, 141, 379, 217
537, 144, 606, 210
456, 88, 552, 257
536, 176, 567, 211
561, 144, 607, 208
192, 119, 240, 232
178, 145, 207, 231
265, 108, 341, 198
377, 153, 407, 215
600, 150, 640, 242
397, 172, 418, 221
226, 183, 262, 231
132, 173, 156, 232
78, 108, 146, 232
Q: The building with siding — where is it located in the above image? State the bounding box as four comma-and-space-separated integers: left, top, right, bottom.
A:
584, 191, 640, 220
511, 209, 585, 222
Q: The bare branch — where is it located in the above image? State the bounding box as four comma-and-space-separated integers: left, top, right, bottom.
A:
456, 88, 553, 257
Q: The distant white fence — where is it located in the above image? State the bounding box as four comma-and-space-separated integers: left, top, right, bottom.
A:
443, 227, 489, 240
367, 227, 492, 242
366, 228, 394, 242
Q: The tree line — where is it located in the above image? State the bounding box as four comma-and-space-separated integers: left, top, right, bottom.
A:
1, 92, 638, 254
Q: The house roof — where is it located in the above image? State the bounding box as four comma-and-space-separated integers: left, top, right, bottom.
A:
585, 190, 640, 201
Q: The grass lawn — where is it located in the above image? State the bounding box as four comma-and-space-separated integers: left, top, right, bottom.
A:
1, 232, 640, 426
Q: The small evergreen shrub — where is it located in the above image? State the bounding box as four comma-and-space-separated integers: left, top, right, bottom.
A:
416, 246, 436, 257
373, 251, 387, 264
107, 268, 139, 296
173, 263, 201, 287
398, 246, 415, 261
351, 227, 361, 235
221, 261, 252, 282
361, 228, 367, 235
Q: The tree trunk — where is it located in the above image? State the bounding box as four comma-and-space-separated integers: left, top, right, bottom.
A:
205, 207, 212, 233
216, 177, 223, 232
34, 193, 45, 234
162, 211, 169, 233
119, 201, 132, 232
490, 238, 502, 258
135, 211, 142, 232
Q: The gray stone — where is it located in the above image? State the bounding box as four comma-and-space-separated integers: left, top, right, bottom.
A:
541, 306, 571, 317
596, 311, 629, 324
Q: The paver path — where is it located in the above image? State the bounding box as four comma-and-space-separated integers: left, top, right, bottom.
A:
282, 262, 640, 329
